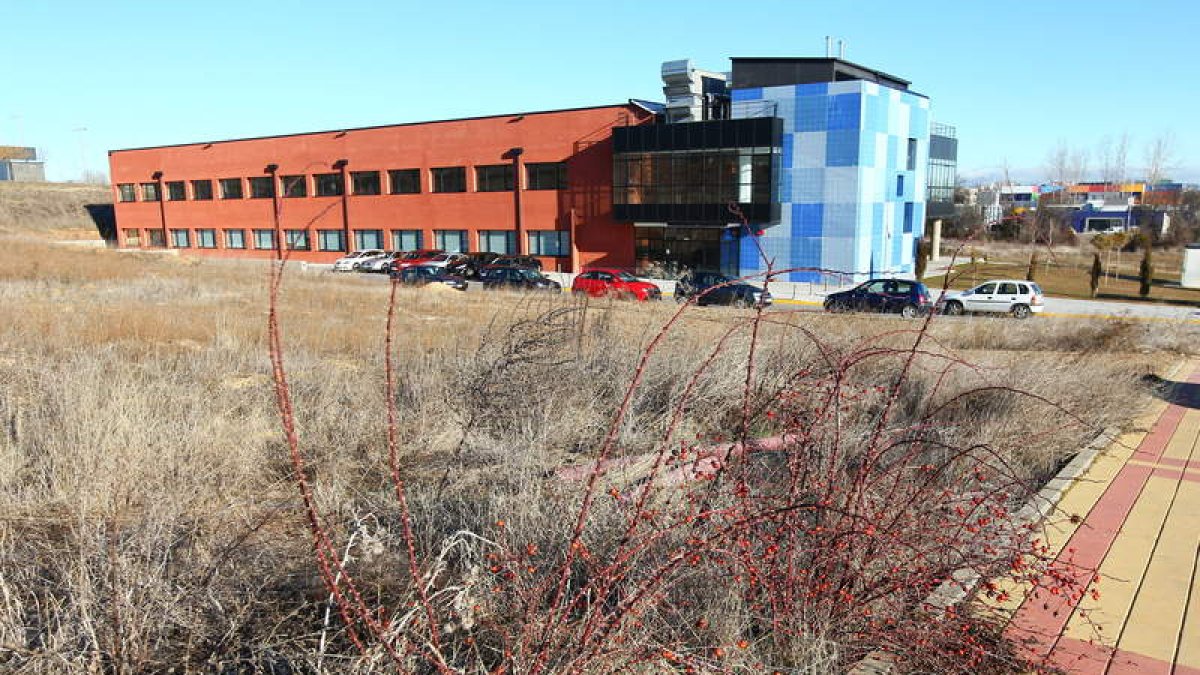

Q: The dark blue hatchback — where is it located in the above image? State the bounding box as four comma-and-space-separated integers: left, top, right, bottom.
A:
823, 278, 933, 318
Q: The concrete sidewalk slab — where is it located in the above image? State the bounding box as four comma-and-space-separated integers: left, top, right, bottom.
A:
1000, 360, 1200, 673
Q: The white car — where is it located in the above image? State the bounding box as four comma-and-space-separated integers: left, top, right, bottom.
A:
332, 249, 385, 272
358, 251, 404, 273
941, 279, 1045, 319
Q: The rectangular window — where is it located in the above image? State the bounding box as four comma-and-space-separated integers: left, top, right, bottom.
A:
906, 138, 918, 171
253, 229, 276, 250
903, 202, 914, 234
248, 176, 275, 199
391, 229, 422, 251
170, 229, 190, 248
192, 179, 213, 200
166, 181, 186, 201
896, 174, 905, 198
122, 228, 141, 246
475, 164, 514, 192
147, 229, 166, 247
431, 167, 466, 193
478, 230, 515, 254
434, 229, 468, 252
354, 229, 384, 250
220, 178, 243, 199
281, 175, 307, 197
315, 173, 344, 197
528, 230, 570, 256
317, 229, 345, 251
351, 171, 381, 195
285, 229, 310, 250
226, 229, 246, 249
527, 162, 567, 190
195, 229, 217, 248
388, 168, 421, 194
117, 184, 137, 202
141, 182, 160, 201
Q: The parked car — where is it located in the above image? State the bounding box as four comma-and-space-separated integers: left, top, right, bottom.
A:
571, 268, 662, 301
388, 264, 468, 291
358, 251, 405, 273
420, 252, 468, 270
332, 249, 385, 272
823, 278, 933, 318
480, 265, 562, 292
446, 252, 501, 278
675, 271, 772, 308
492, 255, 543, 270
389, 249, 447, 272
940, 280, 1044, 319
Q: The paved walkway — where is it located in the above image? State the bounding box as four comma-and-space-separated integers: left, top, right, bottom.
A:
995, 360, 1200, 674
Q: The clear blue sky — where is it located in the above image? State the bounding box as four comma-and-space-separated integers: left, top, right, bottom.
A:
6, 0, 1197, 184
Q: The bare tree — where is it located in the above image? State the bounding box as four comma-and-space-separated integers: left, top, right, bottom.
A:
1145, 132, 1176, 185
1045, 140, 1070, 184
1068, 146, 1090, 184
1097, 132, 1130, 184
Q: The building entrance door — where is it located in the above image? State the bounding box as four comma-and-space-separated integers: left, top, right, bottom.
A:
635, 225, 730, 276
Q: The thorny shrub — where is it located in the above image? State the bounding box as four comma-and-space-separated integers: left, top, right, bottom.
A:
265, 234, 1112, 674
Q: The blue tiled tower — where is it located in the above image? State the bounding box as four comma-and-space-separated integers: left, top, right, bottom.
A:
731, 77, 930, 282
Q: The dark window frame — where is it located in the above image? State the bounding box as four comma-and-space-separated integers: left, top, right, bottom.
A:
526, 162, 568, 190
141, 182, 160, 202
431, 167, 466, 193
248, 176, 275, 199
117, 184, 137, 202
351, 171, 381, 196
253, 229, 276, 250
170, 228, 190, 248
219, 178, 244, 200
388, 168, 421, 195
317, 229, 345, 251
165, 181, 186, 201
315, 173, 344, 197
195, 228, 217, 248
475, 164, 514, 192
528, 230, 571, 256
225, 229, 247, 249
192, 179, 214, 200
285, 229, 310, 251
280, 175, 307, 198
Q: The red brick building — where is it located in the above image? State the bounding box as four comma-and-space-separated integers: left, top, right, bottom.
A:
109, 103, 655, 272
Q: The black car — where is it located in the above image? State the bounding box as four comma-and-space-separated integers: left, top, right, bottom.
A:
491, 255, 543, 270
446, 252, 501, 278
479, 265, 562, 292
674, 271, 772, 308
389, 264, 468, 291
823, 278, 932, 318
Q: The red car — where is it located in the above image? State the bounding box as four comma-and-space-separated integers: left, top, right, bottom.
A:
390, 249, 446, 272
571, 268, 662, 301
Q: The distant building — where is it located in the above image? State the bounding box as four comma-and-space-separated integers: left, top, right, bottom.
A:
0, 146, 46, 182
926, 122, 956, 220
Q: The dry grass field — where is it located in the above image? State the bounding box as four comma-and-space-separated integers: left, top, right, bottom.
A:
0, 229, 1197, 672
0, 182, 112, 240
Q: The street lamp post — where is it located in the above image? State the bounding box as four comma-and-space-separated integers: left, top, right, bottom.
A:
152, 171, 168, 248
265, 163, 282, 260
333, 159, 350, 252
507, 147, 524, 255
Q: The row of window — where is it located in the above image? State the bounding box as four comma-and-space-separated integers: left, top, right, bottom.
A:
117, 163, 568, 203
120, 227, 572, 257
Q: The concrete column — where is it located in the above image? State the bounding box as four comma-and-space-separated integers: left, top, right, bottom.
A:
931, 219, 943, 262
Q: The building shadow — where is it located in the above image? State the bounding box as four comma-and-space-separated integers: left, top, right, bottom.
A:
84, 203, 117, 244
1142, 373, 1200, 409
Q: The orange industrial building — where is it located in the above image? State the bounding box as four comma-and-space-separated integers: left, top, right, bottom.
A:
108, 103, 656, 271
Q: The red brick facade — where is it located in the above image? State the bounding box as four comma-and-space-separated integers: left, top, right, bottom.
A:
109, 104, 654, 272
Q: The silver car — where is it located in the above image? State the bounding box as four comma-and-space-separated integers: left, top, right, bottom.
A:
941, 279, 1045, 319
